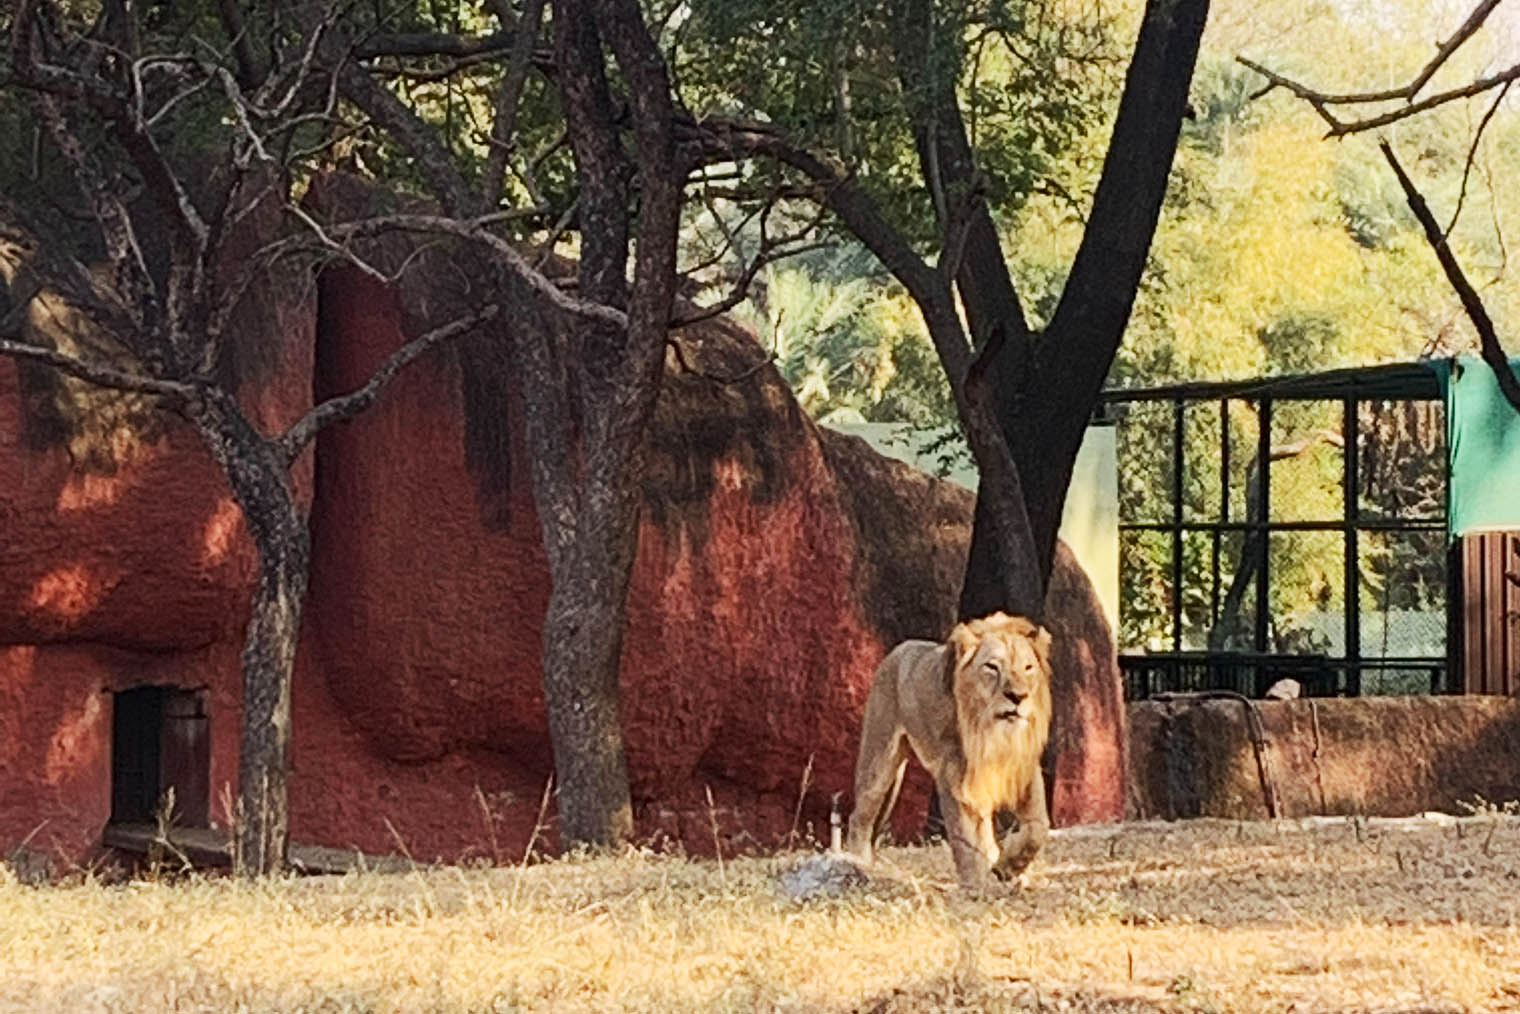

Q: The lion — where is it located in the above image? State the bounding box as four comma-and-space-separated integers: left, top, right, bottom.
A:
846, 611, 1053, 891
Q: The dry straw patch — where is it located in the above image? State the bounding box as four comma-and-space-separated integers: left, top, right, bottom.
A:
5, 816, 1520, 1013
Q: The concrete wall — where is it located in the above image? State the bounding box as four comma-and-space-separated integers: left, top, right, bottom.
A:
1129, 695, 1520, 821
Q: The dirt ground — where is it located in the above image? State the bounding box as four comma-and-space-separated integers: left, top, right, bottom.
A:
5, 813, 1520, 1013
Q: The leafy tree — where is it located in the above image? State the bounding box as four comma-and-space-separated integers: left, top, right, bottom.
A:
674, 0, 1208, 622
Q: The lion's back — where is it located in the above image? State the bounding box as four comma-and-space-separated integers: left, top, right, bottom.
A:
873, 639, 954, 728
877, 639, 944, 686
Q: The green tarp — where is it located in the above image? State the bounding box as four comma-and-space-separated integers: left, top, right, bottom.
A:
1442, 356, 1520, 537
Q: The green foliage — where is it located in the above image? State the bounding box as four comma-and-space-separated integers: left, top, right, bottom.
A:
694, 0, 1514, 665
728, 246, 958, 430
1091, 2, 1518, 658
675, 0, 1116, 245
5, 0, 1512, 664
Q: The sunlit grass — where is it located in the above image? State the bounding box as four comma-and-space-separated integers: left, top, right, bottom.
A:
6, 817, 1520, 1012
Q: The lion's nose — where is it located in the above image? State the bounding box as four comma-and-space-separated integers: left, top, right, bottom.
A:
1003, 689, 1024, 705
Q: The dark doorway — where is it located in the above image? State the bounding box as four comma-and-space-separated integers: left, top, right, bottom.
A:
110, 687, 210, 827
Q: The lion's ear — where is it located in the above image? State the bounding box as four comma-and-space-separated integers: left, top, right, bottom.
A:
946, 622, 979, 689
948, 623, 980, 666
1033, 624, 1053, 662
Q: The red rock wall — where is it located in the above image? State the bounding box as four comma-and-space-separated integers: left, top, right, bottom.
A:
288, 263, 1124, 860
295, 269, 917, 857
1045, 542, 1126, 827
0, 232, 315, 861
2, 198, 1126, 868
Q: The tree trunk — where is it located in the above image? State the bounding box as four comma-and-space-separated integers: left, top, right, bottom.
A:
533, 0, 679, 850
906, 0, 1209, 835
889, 0, 1209, 620
233, 521, 309, 875
539, 504, 638, 848
189, 390, 310, 876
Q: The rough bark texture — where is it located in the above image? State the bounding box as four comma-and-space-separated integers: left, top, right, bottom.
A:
1129, 696, 1520, 821
232, 543, 307, 875
191, 392, 312, 875
0, 230, 316, 864
529, 0, 684, 849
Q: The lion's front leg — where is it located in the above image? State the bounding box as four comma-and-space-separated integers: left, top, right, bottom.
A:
992, 767, 1050, 884
936, 783, 995, 892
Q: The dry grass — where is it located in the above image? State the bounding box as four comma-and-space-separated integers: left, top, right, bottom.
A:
6, 816, 1520, 1013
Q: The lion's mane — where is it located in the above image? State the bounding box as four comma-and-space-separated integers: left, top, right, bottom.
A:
950, 613, 1053, 817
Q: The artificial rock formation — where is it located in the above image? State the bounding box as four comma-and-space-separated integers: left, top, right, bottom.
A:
289, 254, 1123, 858
1, 196, 1124, 866
0, 227, 315, 862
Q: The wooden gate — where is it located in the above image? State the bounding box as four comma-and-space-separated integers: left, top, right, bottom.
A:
1458, 530, 1520, 695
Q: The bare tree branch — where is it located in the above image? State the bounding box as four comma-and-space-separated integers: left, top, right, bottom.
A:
670, 201, 831, 328
355, 30, 513, 59
482, 0, 547, 209
277, 304, 499, 462
1380, 138, 1520, 411
1238, 54, 1520, 137
965, 320, 1008, 390
937, 185, 982, 287
12, 1, 218, 377
363, 50, 513, 83
253, 4, 342, 118
1407, 0, 1505, 99
677, 117, 953, 356
336, 61, 478, 216
301, 212, 627, 327
213, 0, 265, 86
24, 90, 159, 336
678, 183, 769, 281
533, 196, 579, 268
666, 335, 774, 384
0, 197, 141, 341
0, 337, 198, 400
1246, 0, 1503, 109
677, 115, 1049, 614
1446, 79, 1512, 239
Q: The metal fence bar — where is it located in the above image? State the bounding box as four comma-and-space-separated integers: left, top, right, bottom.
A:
1344, 397, 1361, 696
1119, 653, 1448, 701
1255, 398, 1272, 654
1113, 387, 1449, 695
1213, 398, 1228, 631
1172, 398, 1185, 651
1119, 519, 1446, 533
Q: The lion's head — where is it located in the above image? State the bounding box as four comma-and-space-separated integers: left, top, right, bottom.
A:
947, 612, 1053, 811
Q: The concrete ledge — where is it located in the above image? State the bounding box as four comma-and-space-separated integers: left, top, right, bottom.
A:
101, 823, 413, 874
1128, 695, 1520, 821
